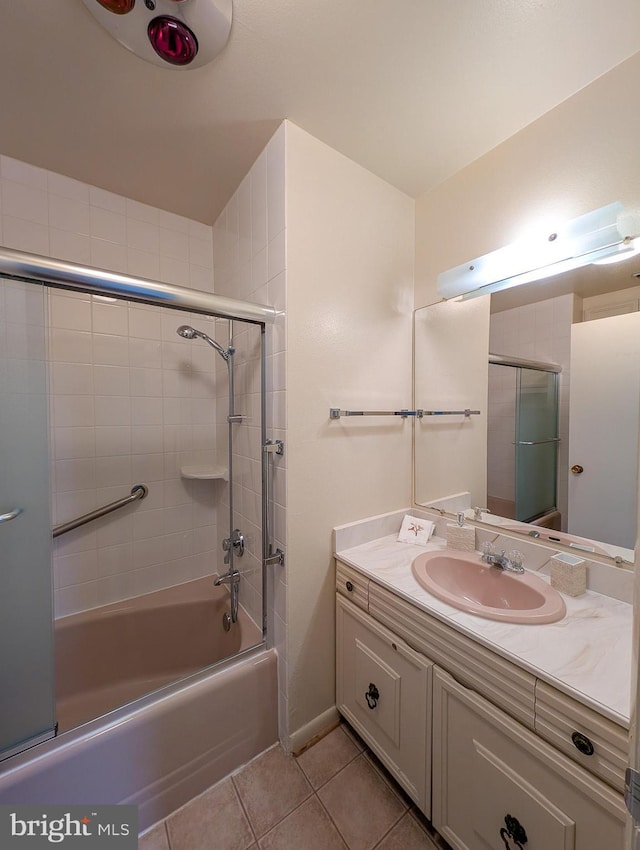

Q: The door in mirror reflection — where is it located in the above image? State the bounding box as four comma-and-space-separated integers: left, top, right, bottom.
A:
487, 364, 558, 524
568, 312, 640, 550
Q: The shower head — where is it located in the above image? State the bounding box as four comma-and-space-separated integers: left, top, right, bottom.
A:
176, 325, 230, 361
177, 325, 198, 340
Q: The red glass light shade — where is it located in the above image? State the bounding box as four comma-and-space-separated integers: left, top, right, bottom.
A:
147, 16, 198, 66
95, 0, 135, 13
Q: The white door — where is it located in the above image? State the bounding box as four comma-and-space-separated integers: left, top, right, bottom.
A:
567, 312, 640, 550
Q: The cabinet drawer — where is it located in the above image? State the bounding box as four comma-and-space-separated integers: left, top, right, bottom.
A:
433, 667, 626, 850
336, 595, 432, 814
369, 582, 536, 729
535, 681, 629, 793
336, 560, 369, 611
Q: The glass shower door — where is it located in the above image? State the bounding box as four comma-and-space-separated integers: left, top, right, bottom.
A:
0, 281, 56, 760
514, 368, 559, 522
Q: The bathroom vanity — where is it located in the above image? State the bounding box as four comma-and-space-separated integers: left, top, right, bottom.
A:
334, 518, 631, 850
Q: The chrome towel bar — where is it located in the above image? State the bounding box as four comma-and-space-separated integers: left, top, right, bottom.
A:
422, 409, 480, 417
329, 408, 481, 419
52, 484, 148, 539
330, 409, 422, 419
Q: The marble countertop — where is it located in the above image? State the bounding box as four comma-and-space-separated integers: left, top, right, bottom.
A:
335, 533, 632, 728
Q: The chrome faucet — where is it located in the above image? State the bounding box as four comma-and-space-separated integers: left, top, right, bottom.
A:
481, 543, 525, 574
214, 569, 241, 623
473, 506, 490, 520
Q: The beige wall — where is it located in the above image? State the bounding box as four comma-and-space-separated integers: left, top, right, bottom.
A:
285, 123, 415, 744
414, 52, 640, 518
415, 51, 640, 308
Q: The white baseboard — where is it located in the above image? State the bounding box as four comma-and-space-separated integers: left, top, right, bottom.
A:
286, 706, 340, 755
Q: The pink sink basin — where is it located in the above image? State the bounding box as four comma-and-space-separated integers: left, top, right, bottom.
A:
411, 550, 566, 624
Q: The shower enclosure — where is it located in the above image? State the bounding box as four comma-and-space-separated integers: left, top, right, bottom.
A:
0, 247, 279, 762
487, 355, 560, 524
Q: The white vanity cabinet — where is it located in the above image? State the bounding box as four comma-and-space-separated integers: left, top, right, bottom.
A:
433, 667, 626, 850
336, 595, 432, 814
335, 559, 628, 850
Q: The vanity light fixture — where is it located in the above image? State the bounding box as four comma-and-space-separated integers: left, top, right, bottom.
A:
81, 0, 232, 70
437, 202, 640, 301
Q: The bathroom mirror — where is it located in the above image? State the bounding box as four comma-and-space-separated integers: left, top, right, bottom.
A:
414, 249, 640, 566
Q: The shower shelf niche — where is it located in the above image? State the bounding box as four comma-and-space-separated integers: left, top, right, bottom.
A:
180, 465, 229, 481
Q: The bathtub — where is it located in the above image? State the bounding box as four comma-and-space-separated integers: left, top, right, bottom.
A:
0, 577, 278, 831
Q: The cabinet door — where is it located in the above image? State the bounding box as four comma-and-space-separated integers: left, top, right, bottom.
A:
336, 595, 432, 815
432, 667, 626, 850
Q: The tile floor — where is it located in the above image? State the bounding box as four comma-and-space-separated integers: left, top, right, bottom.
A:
140, 723, 452, 850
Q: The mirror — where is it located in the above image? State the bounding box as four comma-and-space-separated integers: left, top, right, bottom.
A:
414, 248, 640, 566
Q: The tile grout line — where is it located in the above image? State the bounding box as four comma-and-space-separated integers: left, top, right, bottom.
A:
311, 791, 350, 850
229, 775, 259, 848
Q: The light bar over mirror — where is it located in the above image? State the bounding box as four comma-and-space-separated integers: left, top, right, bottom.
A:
437, 202, 640, 301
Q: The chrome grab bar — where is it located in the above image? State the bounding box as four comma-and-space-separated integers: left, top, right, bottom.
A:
52, 484, 148, 539
0, 507, 23, 524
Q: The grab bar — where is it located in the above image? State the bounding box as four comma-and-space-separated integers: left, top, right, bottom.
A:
52, 484, 148, 539
513, 438, 560, 446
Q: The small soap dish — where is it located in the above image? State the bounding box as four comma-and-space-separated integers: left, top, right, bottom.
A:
180, 465, 228, 481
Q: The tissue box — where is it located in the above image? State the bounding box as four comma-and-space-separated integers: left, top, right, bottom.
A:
446, 522, 475, 552
550, 552, 587, 597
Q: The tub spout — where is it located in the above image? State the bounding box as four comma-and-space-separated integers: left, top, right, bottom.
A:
214, 570, 241, 623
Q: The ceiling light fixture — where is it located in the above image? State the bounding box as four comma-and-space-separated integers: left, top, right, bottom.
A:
82, 0, 231, 69
437, 202, 640, 301
95, 0, 135, 13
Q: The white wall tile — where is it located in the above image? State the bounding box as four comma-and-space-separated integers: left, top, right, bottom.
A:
50, 293, 92, 331
126, 198, 159, 225
52, 363, 94, 395
127, 247, 160, 280
48, 172, 90, 203
92, 332, 129, 367
49, 194, 90, 235
89, 186, 126, 214
159, 227, 189, 260
1, 155, 48, 190
49, 228, 91, 264
2, 215, 49, 254
3, 179, 49, 225
90, 238, 127, 273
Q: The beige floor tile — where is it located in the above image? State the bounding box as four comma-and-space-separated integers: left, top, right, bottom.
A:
166, 778, 255, 850
233, 745, 313, 838
373, 813, 440, 850
296, 726, 360, 789
258, 797, 347, 850
139, 822, 170, 850
317, 755, 407, 850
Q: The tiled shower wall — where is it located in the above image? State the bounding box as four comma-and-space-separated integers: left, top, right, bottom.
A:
212, 124, 288, 730
0, 153, 224, 617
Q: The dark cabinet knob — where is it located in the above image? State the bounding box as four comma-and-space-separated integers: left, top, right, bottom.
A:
571, 731, 594, 756
345, 580, 354, 592
365, 683, 379, 709
500, 814, 528, 848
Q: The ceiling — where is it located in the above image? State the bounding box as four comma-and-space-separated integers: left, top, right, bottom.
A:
1, 1, 639, 224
